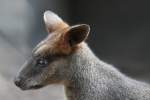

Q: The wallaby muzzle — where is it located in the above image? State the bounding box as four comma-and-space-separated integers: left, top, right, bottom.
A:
14, 57, 45, 90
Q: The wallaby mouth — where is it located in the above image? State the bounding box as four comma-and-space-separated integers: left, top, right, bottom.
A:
14, 77, 44, 90
16, 84, 44, 90
28, 84, 44, 90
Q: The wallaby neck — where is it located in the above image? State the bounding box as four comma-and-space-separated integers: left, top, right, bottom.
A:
64, 43, 129, 100
67, 43, 100, 81
64, 43, 104, 100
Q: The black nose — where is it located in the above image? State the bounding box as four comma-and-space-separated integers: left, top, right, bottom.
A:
14, 77, 22, 87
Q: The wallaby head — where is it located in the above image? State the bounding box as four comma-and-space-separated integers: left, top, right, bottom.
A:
14, 11, 90, 90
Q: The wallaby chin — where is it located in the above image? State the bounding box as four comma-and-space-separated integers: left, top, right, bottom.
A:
14, 10, 150, 100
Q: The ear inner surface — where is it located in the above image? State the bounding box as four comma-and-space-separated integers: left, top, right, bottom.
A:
65, 24, 90, 46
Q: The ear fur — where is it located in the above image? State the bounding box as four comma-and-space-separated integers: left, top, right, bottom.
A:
43, 10, 69, 33
64, 24, 90, 46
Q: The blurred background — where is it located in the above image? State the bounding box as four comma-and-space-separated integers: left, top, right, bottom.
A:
0, 0, 150, 100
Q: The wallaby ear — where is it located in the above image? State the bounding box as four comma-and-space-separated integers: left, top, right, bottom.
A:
65, 24, 90, 46
43, 10, 68, 33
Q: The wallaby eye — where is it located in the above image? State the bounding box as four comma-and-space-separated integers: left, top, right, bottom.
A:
36, 58, 48, 67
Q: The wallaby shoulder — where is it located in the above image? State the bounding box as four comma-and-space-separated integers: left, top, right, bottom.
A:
65, 43, 150, 100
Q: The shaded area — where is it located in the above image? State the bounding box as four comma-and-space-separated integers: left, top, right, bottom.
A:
68, 0, 150, 81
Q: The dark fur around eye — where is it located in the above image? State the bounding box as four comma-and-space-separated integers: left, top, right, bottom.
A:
36, 58, 49, 67
35, 54, 63, 67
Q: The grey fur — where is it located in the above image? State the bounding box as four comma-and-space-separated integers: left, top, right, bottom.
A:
64, 43, 150, 100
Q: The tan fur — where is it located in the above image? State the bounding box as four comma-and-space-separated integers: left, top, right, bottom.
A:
34, 27, 81, 57
33, 11, 86, 57
46, 21, 69, 33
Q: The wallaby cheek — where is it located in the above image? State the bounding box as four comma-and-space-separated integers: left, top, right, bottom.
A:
45, 59, 68, 84
28, 63, 59, 85
25, 71, 46, 86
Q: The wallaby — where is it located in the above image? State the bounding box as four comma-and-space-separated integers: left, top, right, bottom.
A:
14, 10, 150, 100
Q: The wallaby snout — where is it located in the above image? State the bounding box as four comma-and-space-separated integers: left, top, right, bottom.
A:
14, 57, 45, 90
14, 77, 22, 88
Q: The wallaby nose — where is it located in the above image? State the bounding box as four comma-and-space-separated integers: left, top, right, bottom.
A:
14, 77, 22, 87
